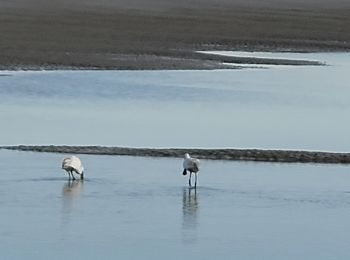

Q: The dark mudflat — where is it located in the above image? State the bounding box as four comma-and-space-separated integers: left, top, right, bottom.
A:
0, 0, 349, 70
3, 145, 350, 164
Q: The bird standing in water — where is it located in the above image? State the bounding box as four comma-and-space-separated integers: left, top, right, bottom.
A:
182, 153, 200, 188
62, 156, 84, 180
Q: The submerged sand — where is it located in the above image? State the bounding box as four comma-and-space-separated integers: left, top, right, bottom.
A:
0, 0, 349, 69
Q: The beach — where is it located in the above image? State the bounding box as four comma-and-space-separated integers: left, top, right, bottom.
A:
1, 0, 349, 70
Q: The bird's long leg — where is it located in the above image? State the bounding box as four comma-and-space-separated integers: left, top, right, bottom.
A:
189, 172, 192, 187
195, 173, 197, 188
71, 171, 76, 181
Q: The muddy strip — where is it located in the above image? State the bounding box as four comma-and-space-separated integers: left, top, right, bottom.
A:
2, 145, 350, 164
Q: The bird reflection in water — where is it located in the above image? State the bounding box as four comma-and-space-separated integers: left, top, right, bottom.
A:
62, 180, 84, 216
182, 187, 199, 244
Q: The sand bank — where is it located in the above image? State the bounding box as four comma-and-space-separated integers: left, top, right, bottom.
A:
2, 146, 350, 164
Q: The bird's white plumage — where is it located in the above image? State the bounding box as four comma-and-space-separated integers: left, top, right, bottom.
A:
183, 153, 200, 173
62, 155, 84, 174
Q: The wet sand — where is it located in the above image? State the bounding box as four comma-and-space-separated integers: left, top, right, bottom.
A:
0, 0, 349, 69
3, 146, 350, 164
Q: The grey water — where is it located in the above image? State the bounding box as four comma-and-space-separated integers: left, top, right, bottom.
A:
1, 149, 350, 260
0, 52, 350, 151
1, 52, 350, 259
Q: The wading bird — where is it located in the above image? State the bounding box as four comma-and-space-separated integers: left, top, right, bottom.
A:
182, 153, 200, 188
62, 156, 84, 180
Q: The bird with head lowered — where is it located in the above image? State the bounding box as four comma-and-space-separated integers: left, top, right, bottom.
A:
62, 155, 84, 180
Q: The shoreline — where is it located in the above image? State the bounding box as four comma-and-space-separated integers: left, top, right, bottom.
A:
0, 52, 325, 71
2, 145, 350, 164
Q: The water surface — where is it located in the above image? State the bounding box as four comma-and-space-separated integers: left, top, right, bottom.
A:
1, 149, 350, 259
0, 53, 350, 151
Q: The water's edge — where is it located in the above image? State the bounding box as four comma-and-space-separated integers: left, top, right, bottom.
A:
2, 145, 350, 164
0, 52, 324, 71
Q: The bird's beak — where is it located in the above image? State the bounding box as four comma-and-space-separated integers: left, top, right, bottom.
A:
81, 172, 84, 180
182, 169, 187, 175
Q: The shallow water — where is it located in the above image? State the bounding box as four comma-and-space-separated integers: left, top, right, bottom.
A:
1, 149, 350, 259
0, 52, 350, 151
1, 53, 350, 259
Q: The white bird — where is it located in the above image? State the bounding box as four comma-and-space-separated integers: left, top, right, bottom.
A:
62, 156, 84, 180
182, 153, 200, 188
